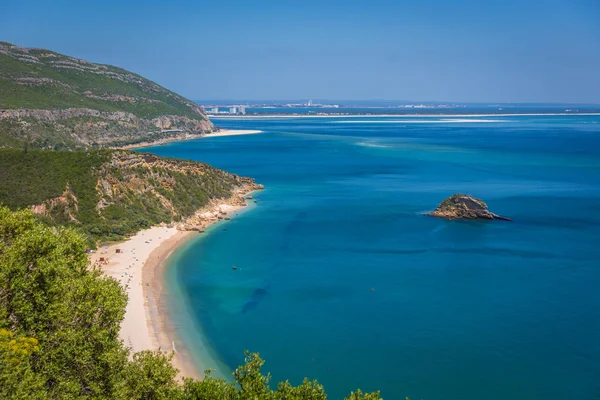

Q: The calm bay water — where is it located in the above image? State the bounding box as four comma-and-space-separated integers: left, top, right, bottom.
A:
143, 115, 600, 399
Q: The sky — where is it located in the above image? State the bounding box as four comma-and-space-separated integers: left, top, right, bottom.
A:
1, 0, 599, 103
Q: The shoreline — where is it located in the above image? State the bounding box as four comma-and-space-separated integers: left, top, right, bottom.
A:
91, 186, 261, 379
205, 129, 262, 137
121, 129, 263, 150
142, 230, 198, 378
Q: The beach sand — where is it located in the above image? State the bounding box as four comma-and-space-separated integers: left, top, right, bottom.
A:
142, 229, 198, 378
205, 129, 262, 137
122, 129, 262, 150
90, 193, 258, 379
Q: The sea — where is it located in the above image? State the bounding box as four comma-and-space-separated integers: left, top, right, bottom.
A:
142, 113, 600, 400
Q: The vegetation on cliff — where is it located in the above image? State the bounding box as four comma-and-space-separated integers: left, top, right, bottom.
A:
0, 148, 259, 243
0, 41, 213, 149
0, 206, 383, 399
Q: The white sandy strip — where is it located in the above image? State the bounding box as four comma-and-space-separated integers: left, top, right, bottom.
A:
91, 226, 179, 352
210, 113, 600, 119
334, 119, 507, 124
205, 129, 262, 137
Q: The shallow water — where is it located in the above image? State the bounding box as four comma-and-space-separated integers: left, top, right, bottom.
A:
144, 115, 600, 400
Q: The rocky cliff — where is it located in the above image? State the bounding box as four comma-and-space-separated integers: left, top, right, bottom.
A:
0, 149, 262, 243
428, 194, 510, 221
0, 41, 214, 149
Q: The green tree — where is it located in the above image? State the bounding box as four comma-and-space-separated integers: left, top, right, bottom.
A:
181, 351, 382, 400
182, 370, 239, 400
0, 329, 45, 399
120, 350, 182, 400
344, 389, 384, 400
274, 378, 327, 400
0, 206, 128, 398
234, 351, 272, 399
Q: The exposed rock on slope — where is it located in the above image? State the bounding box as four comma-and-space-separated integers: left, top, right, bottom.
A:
0, 41, 214, 149
428, 194, 511, 221
0, 149, 262, 242
30, 183, 79, 222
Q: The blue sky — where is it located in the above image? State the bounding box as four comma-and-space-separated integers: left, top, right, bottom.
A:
1, 0, 599, 103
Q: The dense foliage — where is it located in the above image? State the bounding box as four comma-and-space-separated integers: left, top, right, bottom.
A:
0, 206, 383, 399
0, 43, 202, 119
0, 149, 248, 244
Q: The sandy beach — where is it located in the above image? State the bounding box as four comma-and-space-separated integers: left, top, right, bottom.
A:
122, 129, 262, 150
90, 190, 259, 379
206, 129, 262, 137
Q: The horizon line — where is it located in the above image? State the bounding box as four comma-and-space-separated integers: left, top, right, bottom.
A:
193, 100, 600, 106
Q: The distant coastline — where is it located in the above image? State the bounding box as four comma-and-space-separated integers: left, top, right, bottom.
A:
211, 112, 600, 119
206, 129, 263, 137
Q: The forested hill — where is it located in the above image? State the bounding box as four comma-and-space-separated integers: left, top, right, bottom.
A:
0, 41, 214, 149
0, 148, 259, 244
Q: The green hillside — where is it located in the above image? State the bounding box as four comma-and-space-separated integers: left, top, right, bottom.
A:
0, 42, 214, 149
0, 148, 258, 244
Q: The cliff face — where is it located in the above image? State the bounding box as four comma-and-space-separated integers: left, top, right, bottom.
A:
0, 41, 214, 149
428, 194, 510, 221
0, 149, 262, 243
93, 151, 262, 221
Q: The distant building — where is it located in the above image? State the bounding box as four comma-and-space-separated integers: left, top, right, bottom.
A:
239, 105, 246, 115
229, 107, 237, 114
210, 107, 219, 114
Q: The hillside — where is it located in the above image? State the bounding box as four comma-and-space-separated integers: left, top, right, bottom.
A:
0, 41, 214, 149
0, 148, 261, 243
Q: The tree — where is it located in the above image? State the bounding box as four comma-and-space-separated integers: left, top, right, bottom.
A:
182, 351, 382, 400
234, 351, 272, 399
120, 350, 182, 400
274, 378, 327, 400
344, 389, 384, 400
182, 370, 239, 400
0, 329, 45, 399
0, 206, 129, 398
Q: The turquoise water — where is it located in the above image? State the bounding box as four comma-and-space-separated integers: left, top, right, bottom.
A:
144, 115, 600, 399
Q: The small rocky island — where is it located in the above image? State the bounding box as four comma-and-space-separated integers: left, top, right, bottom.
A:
428, 194, 511, 221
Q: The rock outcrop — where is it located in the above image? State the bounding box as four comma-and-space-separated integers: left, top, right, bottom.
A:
93, 151, 263, 222
31, 183, 79, 222
427, 194, 511, 221
177, 182, 264, 232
